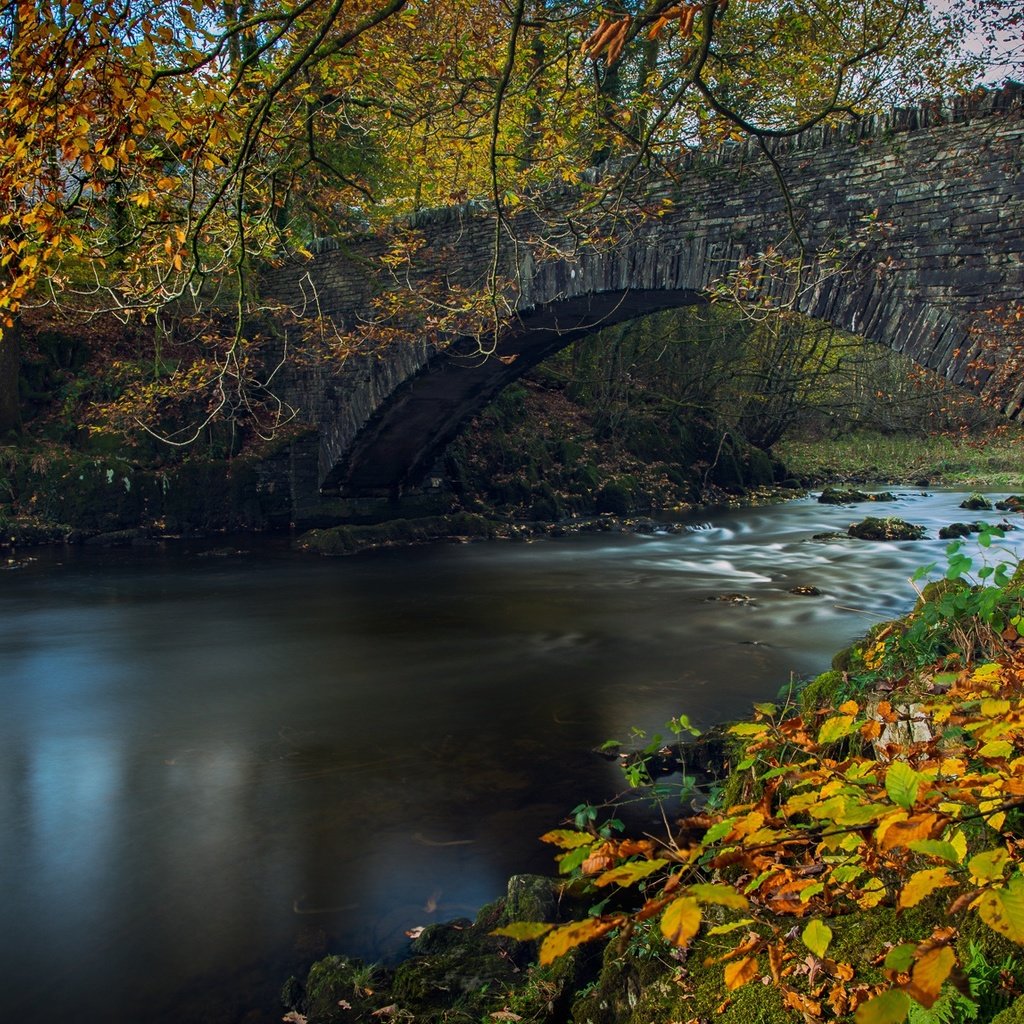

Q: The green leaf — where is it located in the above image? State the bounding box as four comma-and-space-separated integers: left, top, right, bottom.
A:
817, 714, 858, 745
802, 918, 832, 958
884, 944, 917, 972
707, 918, 755, 936
885, 761, 921, 810
977, 740, 1014, 759
701, 818, 736, 846
557, 846, 591, 875
730, 722, 768, 737
667, 714, 701, 737
744, 868, 778, 894
977, 874, 1024, 943
855, 989, 910, 1024
907, 839, 962, 864
799, 882, 824, 903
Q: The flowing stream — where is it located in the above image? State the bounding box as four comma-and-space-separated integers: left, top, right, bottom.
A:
1, 490, 1022, 1023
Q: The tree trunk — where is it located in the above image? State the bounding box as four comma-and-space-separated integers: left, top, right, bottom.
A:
0, 319, 22, 435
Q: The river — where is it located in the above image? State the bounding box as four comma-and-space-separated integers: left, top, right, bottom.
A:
1, 490, 1022, 1023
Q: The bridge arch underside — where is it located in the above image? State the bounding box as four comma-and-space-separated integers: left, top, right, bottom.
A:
321, 288, 702, 494
319, 275, 1006, 497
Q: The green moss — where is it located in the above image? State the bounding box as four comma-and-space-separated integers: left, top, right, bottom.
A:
799, 669, 845, 716
961, 492, 994, 511
848, 516, 927, 541
914, 577, 970, 611
991, 997, 1024, 1024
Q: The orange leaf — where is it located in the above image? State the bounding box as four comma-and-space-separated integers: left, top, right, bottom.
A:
724, 955, 759, 990
904, 946, 956, 1008
878, 814, 944, 851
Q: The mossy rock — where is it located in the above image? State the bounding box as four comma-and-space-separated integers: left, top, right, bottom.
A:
296, 514, 494, 555
289, 955, 381, 1023
848, 517, 926, 541
596, 480, 634, 516
799, 669, 845, 716
940, 521, 981, 540
818, 487, 897, 505
819, 486, 870, 504
996, 496, 1024, 513
914, 577, 970, 611
501, 874, 565, 926
961, 492, 994, 511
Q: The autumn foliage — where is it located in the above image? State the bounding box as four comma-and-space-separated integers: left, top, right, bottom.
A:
496, 554, 1024, 1024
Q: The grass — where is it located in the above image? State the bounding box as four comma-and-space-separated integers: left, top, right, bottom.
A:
777, 429, 1024, 489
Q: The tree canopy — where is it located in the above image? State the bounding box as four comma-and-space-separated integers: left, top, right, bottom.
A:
0, 0, 996, 435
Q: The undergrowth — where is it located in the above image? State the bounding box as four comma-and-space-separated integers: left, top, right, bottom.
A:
495, 531, 1024, 1024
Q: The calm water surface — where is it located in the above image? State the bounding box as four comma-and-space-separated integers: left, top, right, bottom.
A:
2, 490, 1022, 1023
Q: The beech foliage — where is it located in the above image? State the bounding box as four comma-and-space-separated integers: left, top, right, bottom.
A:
496, 547, 1024, 1024
0, 1, 984, 437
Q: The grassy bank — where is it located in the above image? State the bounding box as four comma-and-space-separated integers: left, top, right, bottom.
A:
777, 429, 1024, 488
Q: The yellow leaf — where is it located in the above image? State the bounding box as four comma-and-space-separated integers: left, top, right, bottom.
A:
951, 830, 968, 862
981, 699, 1011, 716
686, 883, 748, 909
898, 867, 957, 908
540, 830, 594, 849
969, 849, 1010, 884
801, 919, 832, 958
595, 859, 669, 888
723, 955, 759, 990
905, 946, 956, 1008
660, 897, 702, 948
978, 740, 1014, 759
857, 877, 887, 910
539, 919, 618, 965
99, 155, 116, 172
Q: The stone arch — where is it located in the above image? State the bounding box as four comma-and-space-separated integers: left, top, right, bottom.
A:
267, 85, 1024, 496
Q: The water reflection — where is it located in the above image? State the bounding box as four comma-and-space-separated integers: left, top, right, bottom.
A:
1, 490, 1022, 1022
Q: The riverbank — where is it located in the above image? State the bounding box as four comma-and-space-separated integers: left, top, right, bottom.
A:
777, 429, 1024, 489
283, 551, 1024, 1024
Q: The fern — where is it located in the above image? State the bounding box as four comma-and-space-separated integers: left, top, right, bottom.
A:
906, 944, 1023, 1024
907, 989, 977, 1024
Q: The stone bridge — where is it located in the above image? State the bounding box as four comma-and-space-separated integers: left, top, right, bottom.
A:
268, 85, 1024, 498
